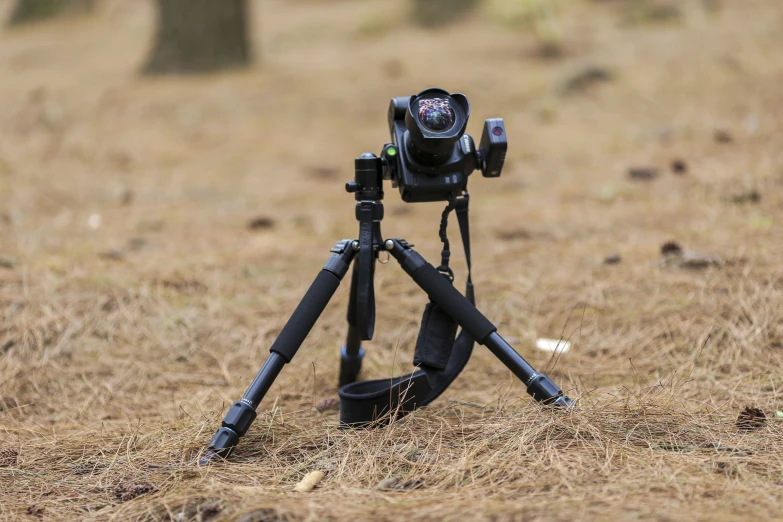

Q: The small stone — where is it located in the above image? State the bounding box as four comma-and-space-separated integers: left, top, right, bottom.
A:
714, 129, 734, 143
671, 159, 688, 174
315, 397, 339, 413
120, 189, 134, 206
126, 237, 148, 251
0, 256, 16, 269
537, 42, 564, 60
628, 167, 659, 181
247, 216, 275, 230
26, 505, 44, 518
744, 113, 760, 135
375, 477, 401, 490
604, 253, 621, 265
99, 249, 124, 261
496, 228, 532, 241
678, 251, 724, 269
536, 338, 571, 354
660, 241, 683, 256
88, 213, 102, 229
559, 65, 612, 94
731, 190, 760, 204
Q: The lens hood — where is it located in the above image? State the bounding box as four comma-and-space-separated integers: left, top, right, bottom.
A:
404, 88, 470, 164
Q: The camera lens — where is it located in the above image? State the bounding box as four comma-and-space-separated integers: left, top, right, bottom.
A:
401, 89, 470, 167
417, 98, 455, 133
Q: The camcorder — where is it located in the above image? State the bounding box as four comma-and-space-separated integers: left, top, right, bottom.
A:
381, 87, 508, 202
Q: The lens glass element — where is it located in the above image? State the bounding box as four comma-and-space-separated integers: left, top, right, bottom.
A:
417, 98, 456, 133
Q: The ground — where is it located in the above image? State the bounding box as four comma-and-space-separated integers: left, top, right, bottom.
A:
1, 0, 782, 520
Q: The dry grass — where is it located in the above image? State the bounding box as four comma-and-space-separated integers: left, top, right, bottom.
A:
2, 0, 783, 520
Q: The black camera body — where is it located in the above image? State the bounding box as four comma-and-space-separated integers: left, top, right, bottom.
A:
381, 88, 508, 203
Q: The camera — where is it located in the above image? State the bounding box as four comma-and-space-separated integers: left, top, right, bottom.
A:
381, 87, 507, 203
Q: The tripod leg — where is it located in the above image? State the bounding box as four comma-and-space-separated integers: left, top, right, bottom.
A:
339, 262, 364, 387
385, 239, 573, 407
339, 324, 364, 387
200, 240, 358, 464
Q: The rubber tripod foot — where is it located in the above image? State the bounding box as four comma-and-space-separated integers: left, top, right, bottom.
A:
198, 427, 239, 465
198, 449, 221, 466
552, 395, 575, 408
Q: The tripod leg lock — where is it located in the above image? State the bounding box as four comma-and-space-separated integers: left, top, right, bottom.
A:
202, 400, 258, 461
222, 400, 258, 436
526, 373, 574, 407
323, 239, 357, 278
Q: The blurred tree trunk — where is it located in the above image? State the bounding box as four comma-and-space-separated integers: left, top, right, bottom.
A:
8, 0, 95, 25
143, 0, 252, 75
411, 0, 478, 27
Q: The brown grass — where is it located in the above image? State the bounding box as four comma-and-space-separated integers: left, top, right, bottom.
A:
2, 0, 783, 520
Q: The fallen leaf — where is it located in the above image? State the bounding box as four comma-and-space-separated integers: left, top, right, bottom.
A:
126, 237, 148, 251
736, 406, 766, 430
731, 190, 760, 204
99, 249, 124, 261
26, 505, 44, 518
114, 482, 155, 502
677, 251, 724, 269
671, 159, 688, 174
247, 217, 275, 230
750, 216, 773, 228
88, 213, 102, 229
375, 477, 401, 490
660, 241, 683, 256
0, 256, 16, 269
0, 448, 19, 467
315, 397, 339, 413
536, 338, 571, 354
294, 470, 324, 492
714, 129, 734, 143
495, 228, 532, 241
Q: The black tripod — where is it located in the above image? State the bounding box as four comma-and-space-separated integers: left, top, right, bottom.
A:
200, 153, 573, 464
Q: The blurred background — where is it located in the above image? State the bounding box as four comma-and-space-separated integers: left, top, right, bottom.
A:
1, 0, 781, 441
2, 1, 783, 519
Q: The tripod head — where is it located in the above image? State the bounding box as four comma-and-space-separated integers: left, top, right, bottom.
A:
345, 152, 384, 202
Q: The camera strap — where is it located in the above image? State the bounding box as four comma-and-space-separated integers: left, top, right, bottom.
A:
338, 194, 475, 426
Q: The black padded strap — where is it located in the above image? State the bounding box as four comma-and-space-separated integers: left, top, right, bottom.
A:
339, 194, 475, 426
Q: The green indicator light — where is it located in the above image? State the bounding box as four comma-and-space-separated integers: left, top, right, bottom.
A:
386, 146, 397, 156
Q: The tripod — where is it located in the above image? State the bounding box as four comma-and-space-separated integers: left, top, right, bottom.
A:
200, 153, 573, 464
